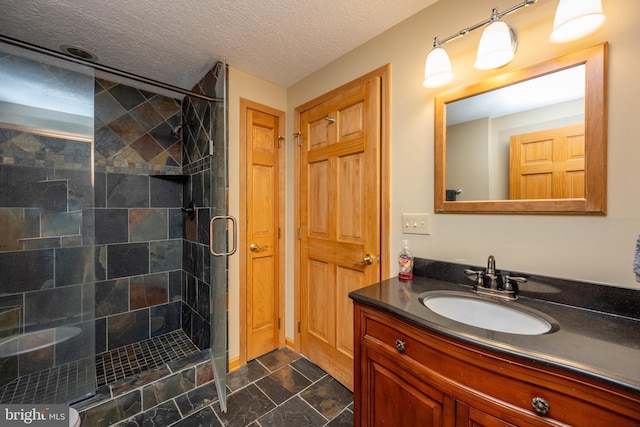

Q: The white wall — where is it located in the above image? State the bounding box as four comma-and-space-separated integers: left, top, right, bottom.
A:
228, 0, 640, 359
447, 118, 490, 200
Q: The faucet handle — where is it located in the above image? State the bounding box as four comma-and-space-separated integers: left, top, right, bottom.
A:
464, 269, 485, 288
501, 274, 527, 292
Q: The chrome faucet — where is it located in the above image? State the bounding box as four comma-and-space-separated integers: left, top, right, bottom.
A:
486, 255, 496, 276
464, 255, 527, 301
485, 255, 498, 289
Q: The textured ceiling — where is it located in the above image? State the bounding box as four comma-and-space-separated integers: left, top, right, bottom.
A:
0, 0, 438, 90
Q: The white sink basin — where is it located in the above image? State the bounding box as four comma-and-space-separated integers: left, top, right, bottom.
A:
421, 292, 553, 335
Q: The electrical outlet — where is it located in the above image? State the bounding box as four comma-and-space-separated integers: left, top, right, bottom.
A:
402, 213, 431, 235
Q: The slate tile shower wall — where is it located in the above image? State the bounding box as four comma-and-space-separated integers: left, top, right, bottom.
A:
93, 79, 186, 354
180, 62, 227, 351
0, 125, 96, 388
0, 47, 98, 391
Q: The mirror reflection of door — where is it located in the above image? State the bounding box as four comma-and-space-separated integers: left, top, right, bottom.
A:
510, 124, 585, 199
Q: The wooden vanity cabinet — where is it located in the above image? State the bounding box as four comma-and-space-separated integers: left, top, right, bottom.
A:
354, 302, 640, 427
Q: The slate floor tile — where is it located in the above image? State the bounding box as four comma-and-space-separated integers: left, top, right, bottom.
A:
255, 365, 312, 405
172, 406, 222, 427
70, 341, 353, 427
291, 357, 327, 382
175, 381, 219, 416
257, 395, 327, 427
257, 347, 301, 371
300, 376, 353, 421
214, 383, 275, 427
225, 359, 269, 392
115, 400, 181, 427
327, 408, 354, 426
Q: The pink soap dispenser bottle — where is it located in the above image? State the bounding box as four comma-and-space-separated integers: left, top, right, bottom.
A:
398, 240, 414, 281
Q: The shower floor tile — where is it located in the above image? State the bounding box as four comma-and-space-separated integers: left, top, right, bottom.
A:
0, 357, 95, 405
0, 329, 201, 404
96, 330, 200, 388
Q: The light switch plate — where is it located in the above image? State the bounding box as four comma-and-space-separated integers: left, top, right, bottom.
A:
402, 213, 431, 235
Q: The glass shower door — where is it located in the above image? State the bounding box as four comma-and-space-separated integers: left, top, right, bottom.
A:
0, 40, 96, 404
208, 62, 233, 412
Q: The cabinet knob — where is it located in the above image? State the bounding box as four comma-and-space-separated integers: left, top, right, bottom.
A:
395, 339, 406, 352
531, 397, 550, 415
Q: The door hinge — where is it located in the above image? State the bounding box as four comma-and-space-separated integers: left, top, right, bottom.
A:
278, 318, 281, 329
297, 228, 301, 240
297, 321, 301, 333
278, 227, 281, 239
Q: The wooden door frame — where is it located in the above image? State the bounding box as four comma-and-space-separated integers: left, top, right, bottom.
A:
239, 98, 286, 367
293, 64, 391, 352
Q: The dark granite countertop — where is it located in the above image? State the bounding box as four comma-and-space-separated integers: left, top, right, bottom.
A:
350, 275, 640, 395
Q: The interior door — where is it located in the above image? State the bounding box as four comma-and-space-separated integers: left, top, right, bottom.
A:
241, 99, 284, 361
297, 67, 387, 390
510, 124, 585, 199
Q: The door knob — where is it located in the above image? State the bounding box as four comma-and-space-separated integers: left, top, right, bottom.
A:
356, 254, 374, 265
250, 243, 268, 252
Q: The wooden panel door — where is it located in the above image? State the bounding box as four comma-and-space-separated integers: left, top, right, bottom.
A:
241, 99, 284, 362
297, 68, 386, 390
510, 124, 585, 199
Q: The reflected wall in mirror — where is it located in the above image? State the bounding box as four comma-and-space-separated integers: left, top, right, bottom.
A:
435, 43, 608, 214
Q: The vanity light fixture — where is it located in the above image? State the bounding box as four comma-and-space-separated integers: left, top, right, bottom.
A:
423, 38, 454, 88
550, 0, 605, 43
423, 0, 536, 88
423, 0, 606, 88
474, 11, 518, 70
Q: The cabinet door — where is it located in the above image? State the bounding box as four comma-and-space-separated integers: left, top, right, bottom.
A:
456, 402, 517, 427
361, 347, 454, 426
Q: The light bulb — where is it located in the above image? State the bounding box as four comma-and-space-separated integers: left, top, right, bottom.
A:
550, 0, 605, 43
423, 47, 453, 88
474, 21, 517, 70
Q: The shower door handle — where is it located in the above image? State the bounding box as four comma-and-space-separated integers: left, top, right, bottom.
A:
209, 215, 237, 256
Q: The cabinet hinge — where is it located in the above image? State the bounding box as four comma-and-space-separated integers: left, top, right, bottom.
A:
278, 227, 281, 239
297, 228, 301, 240
297, 321, 301, 333
278, 318, 281, 329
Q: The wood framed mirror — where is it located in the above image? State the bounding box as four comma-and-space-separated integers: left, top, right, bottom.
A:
435, 43, 608, 214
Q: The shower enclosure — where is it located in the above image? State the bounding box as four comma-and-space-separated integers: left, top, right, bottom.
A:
0, 38, 231, 411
